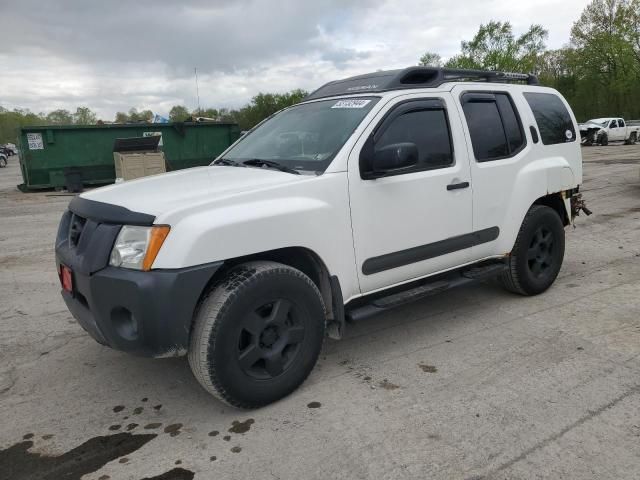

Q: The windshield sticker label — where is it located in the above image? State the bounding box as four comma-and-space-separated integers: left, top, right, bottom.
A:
331, 99, 372, 109
27, 133, 44, 150
565, 129, 573, 140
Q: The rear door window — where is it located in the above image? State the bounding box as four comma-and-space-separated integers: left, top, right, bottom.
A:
461, 92, 525, 162
496, 95, 525, 153
523, 92, 576, 145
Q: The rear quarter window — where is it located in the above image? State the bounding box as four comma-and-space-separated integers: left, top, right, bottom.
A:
461, 92, 524, 162
523, 92, 576, 145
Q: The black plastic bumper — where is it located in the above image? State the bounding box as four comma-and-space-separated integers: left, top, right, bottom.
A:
55, 197, 224, 357
58, 261, 223, 357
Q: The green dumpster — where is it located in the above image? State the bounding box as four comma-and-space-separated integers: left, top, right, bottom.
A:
18, 122, 241, 191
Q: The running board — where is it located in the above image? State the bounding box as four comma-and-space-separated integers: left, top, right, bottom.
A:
346, 261, 507, 322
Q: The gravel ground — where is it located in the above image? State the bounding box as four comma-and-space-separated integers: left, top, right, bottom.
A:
0, 145, 639, 480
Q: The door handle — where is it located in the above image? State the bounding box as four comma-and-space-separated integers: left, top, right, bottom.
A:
447, 181, 470, 191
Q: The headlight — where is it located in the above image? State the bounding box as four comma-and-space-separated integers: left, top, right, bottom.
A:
109, 225, 170, 271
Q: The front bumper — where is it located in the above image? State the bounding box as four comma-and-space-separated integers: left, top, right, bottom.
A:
55, 197, 223, 357
62, 262, 222, 357
58, 261, 223, 357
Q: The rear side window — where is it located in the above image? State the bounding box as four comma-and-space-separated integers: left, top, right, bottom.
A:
619, 118, 625, 127
523, 92, 576, 145
461, 92, 525, 162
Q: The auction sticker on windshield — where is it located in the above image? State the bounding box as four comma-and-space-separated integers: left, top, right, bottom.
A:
331, 99, 372, 109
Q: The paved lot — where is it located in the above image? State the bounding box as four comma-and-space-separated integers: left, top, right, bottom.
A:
1, 146, 639, 480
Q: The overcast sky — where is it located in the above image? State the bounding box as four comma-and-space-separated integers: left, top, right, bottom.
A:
0, 0, 590, 119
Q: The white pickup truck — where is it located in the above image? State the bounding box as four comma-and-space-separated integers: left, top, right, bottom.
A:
55, 67, 589, 408
579, 117, 640, 145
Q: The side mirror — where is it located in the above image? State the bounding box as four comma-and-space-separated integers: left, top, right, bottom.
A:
372, 142, 418, 175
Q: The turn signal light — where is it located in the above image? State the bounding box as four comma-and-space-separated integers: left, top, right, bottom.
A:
142, 226, 171, 271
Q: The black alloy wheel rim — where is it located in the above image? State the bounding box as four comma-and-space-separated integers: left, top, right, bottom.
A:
527, 226, 554, 278
237, 299, 305, 380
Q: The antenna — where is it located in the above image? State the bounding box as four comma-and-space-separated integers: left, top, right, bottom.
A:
194, 67, 201, 115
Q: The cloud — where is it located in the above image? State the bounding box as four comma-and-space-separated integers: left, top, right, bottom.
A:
0, 0, 590, 119
0, 0, 377, 74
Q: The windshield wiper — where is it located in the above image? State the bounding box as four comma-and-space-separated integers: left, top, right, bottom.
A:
213, 158, 244, 167
242, 159, 300, 175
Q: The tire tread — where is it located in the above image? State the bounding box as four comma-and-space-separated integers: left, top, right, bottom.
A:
188, 260, 325, 409
500, 205, 557, 296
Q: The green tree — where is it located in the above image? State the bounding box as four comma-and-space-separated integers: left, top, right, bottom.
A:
232, 89, 308, 130
0, 107, 46, 143
537, 48, 579, 103
125, 108, 153, 122
627, 0, 640, 64
73, 106, 97, 125
139, 109, 154, 122
418, 52, 442, 67
216, 107, 236, 123
445, 21, 548, 72
568, 0, 640, 119
46, 109, 73, 124
169, 105, 191, 122
197, 107, 219, 119
114, 111, 129, 123
128, 108, 142, 122
127, 108, 140, 121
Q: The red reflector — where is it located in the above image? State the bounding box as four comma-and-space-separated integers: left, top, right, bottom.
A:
60, 265, 73, 293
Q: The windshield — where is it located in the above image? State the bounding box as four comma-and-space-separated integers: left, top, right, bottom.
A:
586, 119, 609, 126
217, 97, 379, 173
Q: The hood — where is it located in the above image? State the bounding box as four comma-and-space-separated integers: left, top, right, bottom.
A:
80, 166, 304, 219
579, 121, 605, 130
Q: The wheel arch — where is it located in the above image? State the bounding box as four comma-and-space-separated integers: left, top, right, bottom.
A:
533, 192, 570, 226
501, 192, 570, 255
195, 246, 345, 340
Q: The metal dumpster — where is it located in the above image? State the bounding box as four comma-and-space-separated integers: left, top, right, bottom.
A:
18, 122, 241, 191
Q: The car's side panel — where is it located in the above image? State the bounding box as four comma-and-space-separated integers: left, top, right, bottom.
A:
347, 92, 474, 294
152, 172, 363, 301
451, 84, 581, 259
610, 120, 625, 141
148, 85, 582, 303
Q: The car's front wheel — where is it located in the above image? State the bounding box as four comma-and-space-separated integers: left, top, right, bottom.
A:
188, 261, 326, 408
599, 133, 609, 146
625, 132, 637, 145
500, 205, 565, 296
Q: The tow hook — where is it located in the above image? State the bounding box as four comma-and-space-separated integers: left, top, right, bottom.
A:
571, 192, 592, 218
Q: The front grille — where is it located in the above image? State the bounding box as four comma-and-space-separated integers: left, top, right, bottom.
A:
68, 213, 87, 248
56, 208, 121, 275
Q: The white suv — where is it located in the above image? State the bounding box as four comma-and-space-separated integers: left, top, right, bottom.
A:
55, 67, 588, 408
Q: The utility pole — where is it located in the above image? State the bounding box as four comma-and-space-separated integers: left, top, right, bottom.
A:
195, 67, 201, 115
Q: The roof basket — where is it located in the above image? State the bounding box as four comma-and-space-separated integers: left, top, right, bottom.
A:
305, 67, 539, 101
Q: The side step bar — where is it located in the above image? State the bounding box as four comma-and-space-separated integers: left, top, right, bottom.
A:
346, 261, 507, 322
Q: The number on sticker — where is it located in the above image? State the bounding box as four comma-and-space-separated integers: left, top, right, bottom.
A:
331, 100, 372, 109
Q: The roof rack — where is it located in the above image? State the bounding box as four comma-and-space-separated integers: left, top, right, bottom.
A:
305, 67, 539, 101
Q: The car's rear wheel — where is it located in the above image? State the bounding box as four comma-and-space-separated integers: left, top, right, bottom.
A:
500, 205, 565, 296
188, 261, 326, 408
0, 156, 6, 168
